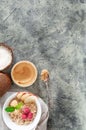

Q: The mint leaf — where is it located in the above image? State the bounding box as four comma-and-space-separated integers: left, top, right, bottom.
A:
5, 102, 23, 113
5, 107, 15, 112
15, 102, 23, 109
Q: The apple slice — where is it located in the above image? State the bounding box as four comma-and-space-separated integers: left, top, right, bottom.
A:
21, 93, 30, 101
24, 96, 35, 104
17, 92, 26, 100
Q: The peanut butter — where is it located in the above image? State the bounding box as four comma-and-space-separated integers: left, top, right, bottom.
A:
12, 62, 36, 86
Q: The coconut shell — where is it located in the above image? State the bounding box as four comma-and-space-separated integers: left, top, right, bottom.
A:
0, 73, 11, 97
0, 43, 13, 71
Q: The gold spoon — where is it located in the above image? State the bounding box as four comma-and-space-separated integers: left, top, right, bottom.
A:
41, 69, 50, 107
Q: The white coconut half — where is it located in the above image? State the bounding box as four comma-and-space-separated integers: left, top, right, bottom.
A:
0, 43, 13, 71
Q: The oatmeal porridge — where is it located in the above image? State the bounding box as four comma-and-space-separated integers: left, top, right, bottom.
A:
5, 92, 37, 125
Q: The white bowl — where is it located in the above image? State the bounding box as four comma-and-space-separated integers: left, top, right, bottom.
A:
2, 93, 41, 130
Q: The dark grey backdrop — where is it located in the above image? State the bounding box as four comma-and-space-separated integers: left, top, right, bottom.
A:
0, 0, 86, 130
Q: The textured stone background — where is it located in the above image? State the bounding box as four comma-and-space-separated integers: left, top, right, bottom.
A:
0, 0, 86, 130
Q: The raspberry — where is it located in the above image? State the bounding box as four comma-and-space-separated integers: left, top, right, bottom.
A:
22, 114, 27, 120
28, 112, 33, 120
22, 107, 30, 114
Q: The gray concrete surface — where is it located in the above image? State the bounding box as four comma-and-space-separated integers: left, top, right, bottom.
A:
0, 0, 86, 130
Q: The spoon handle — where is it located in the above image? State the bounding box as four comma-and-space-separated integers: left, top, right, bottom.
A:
45, 81, 50, 108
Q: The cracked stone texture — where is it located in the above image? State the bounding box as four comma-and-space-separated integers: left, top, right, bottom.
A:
0, 0, 86, 130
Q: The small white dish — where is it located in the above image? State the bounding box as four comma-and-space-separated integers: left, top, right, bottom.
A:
2, 93, 41, 130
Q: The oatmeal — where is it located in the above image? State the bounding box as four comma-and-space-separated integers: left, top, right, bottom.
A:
5, 92, 37, 125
